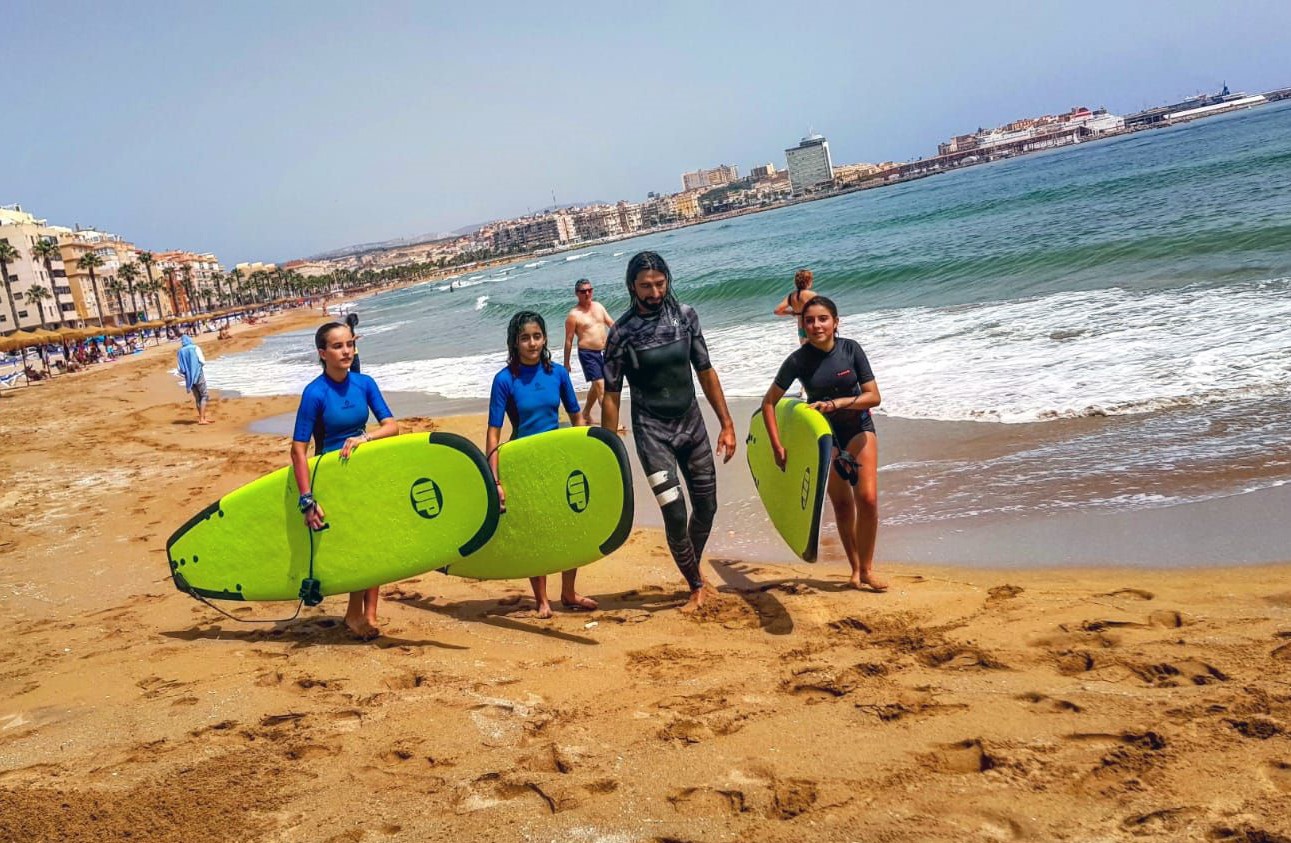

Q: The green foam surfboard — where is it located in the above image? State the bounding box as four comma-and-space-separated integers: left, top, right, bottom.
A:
166, 432, 499, 601
746, 398, 834, 562
441, 426, 634, 580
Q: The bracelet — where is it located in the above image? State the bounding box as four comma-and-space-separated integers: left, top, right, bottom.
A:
298, 493, 317, 514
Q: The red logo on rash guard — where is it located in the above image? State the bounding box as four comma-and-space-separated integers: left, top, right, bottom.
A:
837, 369, 852, 377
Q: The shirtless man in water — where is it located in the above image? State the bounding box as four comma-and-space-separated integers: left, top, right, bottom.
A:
563, 278, 616, 424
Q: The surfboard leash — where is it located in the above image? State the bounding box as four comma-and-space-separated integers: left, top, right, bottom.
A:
297, 453, 327, 607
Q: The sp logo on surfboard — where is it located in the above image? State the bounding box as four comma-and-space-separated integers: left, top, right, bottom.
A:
566, 470, 590, 513
409, 477, 443, 519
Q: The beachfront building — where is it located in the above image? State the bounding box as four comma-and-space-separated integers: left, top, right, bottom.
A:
616, 201, 643, 233
570, 205, 624, 242
673, 191, 703, 220
0, 206, 78, 332
834, 162, 882, 185
158, 251, 225, 314
491, 214, 571, 254
281, 260, 332, 278
680, 164, 739, 192
749, 163, 777, 181
785, 134, 834, 196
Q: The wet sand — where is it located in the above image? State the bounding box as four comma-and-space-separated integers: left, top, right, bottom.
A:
1, 318, 1290, 841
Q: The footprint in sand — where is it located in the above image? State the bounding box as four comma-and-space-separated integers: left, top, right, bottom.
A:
1100, 588, 1155, 600
1225, 718, 1283, 740
928, 738, 999, 774
1016, 691, 1083, 713
1263, 760, 1291, 792
1130, 659, 1228, 687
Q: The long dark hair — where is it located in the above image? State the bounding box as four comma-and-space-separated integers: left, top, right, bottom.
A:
625, 250, 679, 313
314, 321, 352, 368
506, 310, 552, 375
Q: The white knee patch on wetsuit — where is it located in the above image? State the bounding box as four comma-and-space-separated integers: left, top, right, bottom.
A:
656, 486, 681, 506
646, 470, 669, 488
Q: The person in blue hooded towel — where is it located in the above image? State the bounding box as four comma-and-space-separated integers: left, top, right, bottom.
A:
176, 335, 210, 425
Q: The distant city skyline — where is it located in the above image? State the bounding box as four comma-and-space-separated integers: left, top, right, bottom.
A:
4, 1, 1289, 264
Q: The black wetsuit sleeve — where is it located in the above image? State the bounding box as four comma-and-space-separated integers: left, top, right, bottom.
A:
773, 351, 800, 391
851, 340, 875, 385
603, 325, 625, 393
685, 306, 713, 373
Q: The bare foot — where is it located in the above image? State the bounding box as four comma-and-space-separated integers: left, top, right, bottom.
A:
560, 594, 598, 611
850, 574, 889, 593
534, 603, 553, 619
344, 616, 380, 640
198, 419, 212, 425
679, 587, 707, 614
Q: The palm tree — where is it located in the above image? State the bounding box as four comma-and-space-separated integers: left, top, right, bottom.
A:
209, 270, 226, 308
104, 277, 127, 323
228, 267, 244, 305
0, 240, 21, 332
140, 278, 164, 320
137, 251, 158, 315
23, 285, 54, 328
163, 268, 180, 317
77, 251, 106, 327
180, 265, 197, 316
30, 239, 66, 328
118, 262, 142, 322
249, 270, 268, 304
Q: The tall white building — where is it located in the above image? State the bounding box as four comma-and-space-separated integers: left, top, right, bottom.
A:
784, 134, 834, 196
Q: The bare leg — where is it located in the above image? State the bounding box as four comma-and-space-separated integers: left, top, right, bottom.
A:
825, 463, 862, 586
582, 379, 604, 424
850, 433, 885, 591
529, 576, 552, 618
560, 569, 597, 610
345, 591, 379, 639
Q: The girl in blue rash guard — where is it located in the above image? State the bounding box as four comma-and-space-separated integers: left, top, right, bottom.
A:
290, 322, 399, 640
486, 311, 593, 619
760, 296, 888, 593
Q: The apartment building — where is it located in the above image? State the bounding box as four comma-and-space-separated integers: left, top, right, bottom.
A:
0, 206, 79, 331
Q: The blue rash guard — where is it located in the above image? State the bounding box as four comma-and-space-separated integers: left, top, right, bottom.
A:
292, 371, 394, 455
488, 363, 579, 440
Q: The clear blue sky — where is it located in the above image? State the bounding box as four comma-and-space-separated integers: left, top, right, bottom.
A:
4, 0, 1288, 264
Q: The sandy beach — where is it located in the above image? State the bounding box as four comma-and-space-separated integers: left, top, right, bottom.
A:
2, 316, 1290, 842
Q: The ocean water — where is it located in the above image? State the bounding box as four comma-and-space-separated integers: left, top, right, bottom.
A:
211, 101, 1291, 543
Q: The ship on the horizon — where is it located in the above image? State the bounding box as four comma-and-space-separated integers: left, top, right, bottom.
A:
1126, 82, 1268, 127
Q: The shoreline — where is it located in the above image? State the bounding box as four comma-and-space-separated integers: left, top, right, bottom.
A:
4, 308, 1291, 841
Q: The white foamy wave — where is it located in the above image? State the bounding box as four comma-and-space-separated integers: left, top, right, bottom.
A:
524, 260, 546, 268
704, 278, 1291, 423
475, 295, 489, 311
206, 278, 1291, 424
612, 251, 625, 257
564, 252, 593, 261
354, 320, 408, 337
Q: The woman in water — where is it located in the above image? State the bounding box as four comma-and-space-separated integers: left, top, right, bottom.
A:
773, 268, 817, 345
759, 296, 886, 592
290, 321, 399, 639
486, 310, 596, 618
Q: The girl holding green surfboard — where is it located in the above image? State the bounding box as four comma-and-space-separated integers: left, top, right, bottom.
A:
486, 310, 597, 618
760, 296, 887, 592
291, 321, 399, 639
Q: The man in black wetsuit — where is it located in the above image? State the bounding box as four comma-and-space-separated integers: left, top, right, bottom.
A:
601, 251, 737, 612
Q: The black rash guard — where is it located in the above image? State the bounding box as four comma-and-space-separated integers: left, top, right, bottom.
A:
774, 337, 877, 448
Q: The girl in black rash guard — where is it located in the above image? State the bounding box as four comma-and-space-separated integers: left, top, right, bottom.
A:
760, 296, 887, 592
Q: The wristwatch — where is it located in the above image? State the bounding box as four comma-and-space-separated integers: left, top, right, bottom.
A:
298, 493, 317, 513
